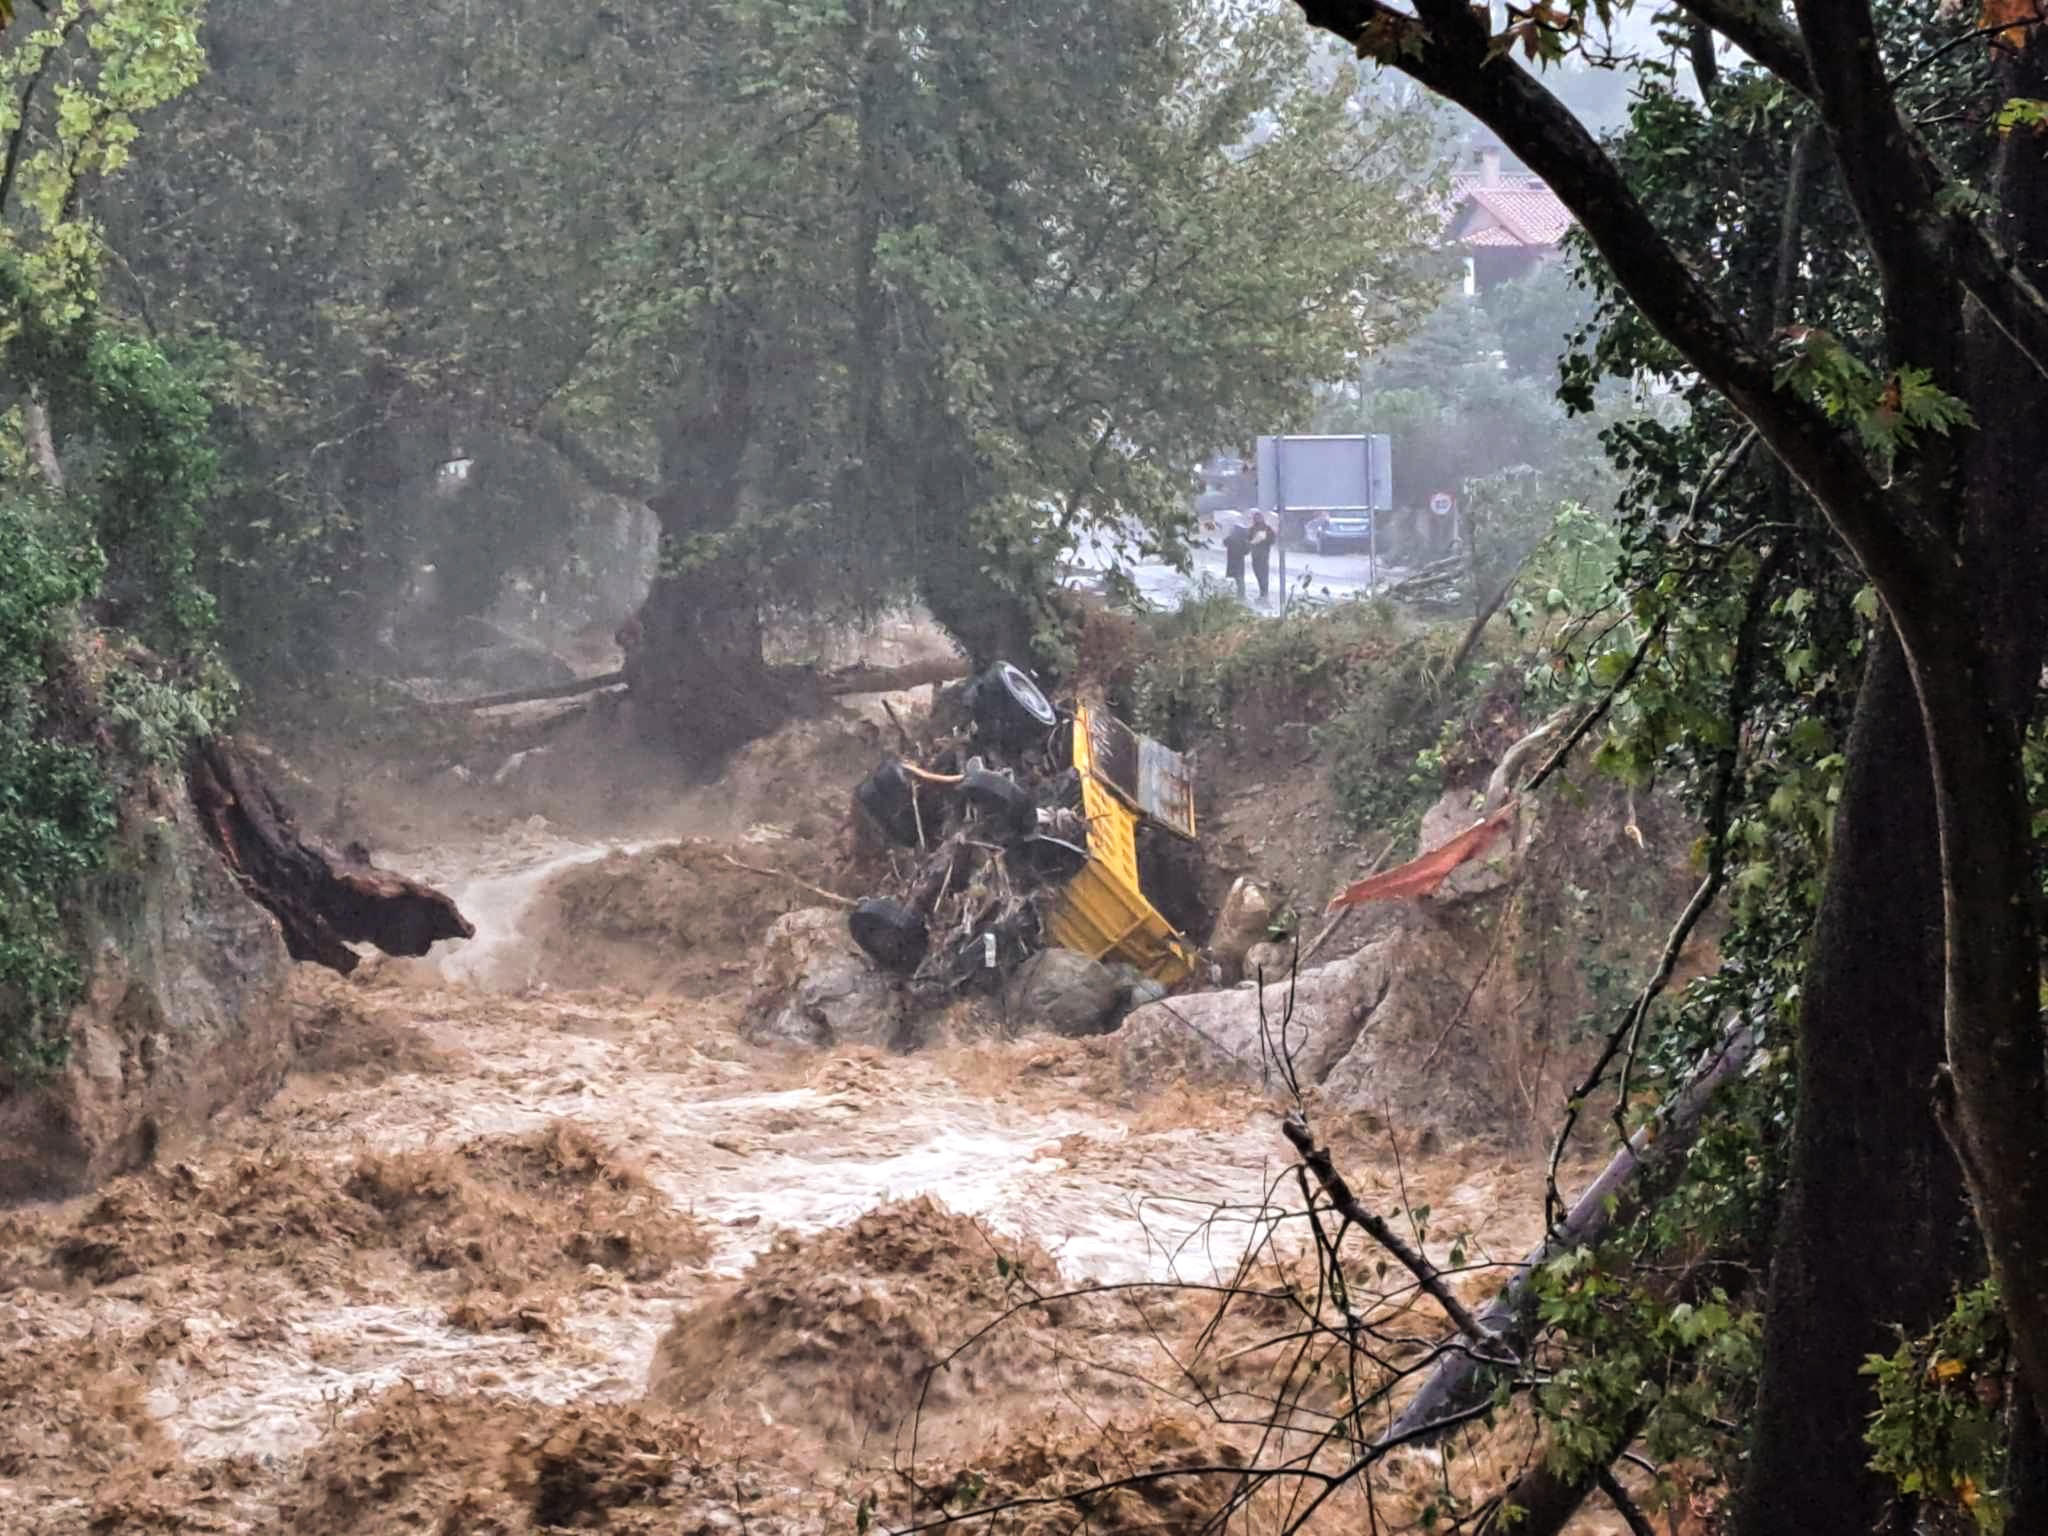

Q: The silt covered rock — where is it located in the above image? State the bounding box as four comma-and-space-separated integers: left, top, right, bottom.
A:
1008, 947, 1124, 1038
743, 908, 909, 1051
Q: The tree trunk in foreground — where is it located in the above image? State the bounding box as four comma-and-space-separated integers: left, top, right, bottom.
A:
627, 325, 800, 776
1731, 628, 1969, 1536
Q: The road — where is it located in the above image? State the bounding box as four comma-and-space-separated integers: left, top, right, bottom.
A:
1067, 528, 1411, 613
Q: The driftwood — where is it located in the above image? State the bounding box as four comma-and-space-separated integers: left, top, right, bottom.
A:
1383, 1020, 1758, 1445
820, 656, 970, 696
431, 669, 627, 713
1384, 554, 1466, 598
432, 654, 968, 714
717, 853, 857, 909
188, 738, 473, 973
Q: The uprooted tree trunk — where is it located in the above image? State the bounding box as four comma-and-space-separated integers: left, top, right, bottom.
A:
187, 738, 472, 972
1386, 1022, 1756, 1444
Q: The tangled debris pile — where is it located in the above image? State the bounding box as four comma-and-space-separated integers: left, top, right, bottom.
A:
843, 663, 1211, 1034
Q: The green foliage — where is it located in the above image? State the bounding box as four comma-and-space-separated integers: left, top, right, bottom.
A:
112, 0, 1450, 680
1773, 329, 1974, 470
1865, 1282, 2011, 1531
0, 0, 220, 1073
0, 0, 206, 326
1126, 600, 1372, 745
1123, 595, 1478, 839
0, 501, 115, 1072
1996, 97, 2048, 135
1436, 9, 2007, 1496
1319, 638, 1474, 836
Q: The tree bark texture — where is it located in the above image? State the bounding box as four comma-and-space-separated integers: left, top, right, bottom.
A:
187, 738, 472, 973
1731, 630, 1969, 1536
1937, 29, 2048, 1432
629, 319, 798, 775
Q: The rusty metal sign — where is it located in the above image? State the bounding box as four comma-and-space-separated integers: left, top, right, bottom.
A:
1084, 708, 1197, 840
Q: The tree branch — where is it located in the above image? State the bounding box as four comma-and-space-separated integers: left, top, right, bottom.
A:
534, 416, 661, 503
1789, 0, 1953, 336
0, 13, 84, 218
1668, 0, 1810, 93
1686, 19, 1720, 102
1387, 1021, 1757, 1444
1280, 1110, 1508, 1357
1296, 0, 1953, 626
1595, 1465, 1660, 1536
23, 388, 62, 490
1676, 0, 2048, 382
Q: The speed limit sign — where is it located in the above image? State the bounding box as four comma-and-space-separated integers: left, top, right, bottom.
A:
1428, 491, 1454, 517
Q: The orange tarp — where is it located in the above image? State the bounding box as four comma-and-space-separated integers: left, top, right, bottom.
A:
1325, 800, 1520, 913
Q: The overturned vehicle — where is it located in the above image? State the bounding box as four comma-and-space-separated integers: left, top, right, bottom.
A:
846, 663, 1204, 1027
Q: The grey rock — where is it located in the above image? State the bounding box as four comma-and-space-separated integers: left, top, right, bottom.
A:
1207, 877, 1276, 982
743, 908, 907, 1051
1010, 947, 1125, 1038
0, 788, 293, 1202
1117, 939, 1394, 1097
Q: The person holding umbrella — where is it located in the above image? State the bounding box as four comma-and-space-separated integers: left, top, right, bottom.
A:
1222, 518, 1250, 600
1247, 512, 1276, 605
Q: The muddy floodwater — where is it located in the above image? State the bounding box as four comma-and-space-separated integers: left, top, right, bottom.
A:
2, 823, 1574, 1536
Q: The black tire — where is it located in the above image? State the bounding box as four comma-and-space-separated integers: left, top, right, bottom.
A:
961, 767, 1037, 840
971, 661, 1057, 752
853, 760, 921, 847
849, 897, 929, 974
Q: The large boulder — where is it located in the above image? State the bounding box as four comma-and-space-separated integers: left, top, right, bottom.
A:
1008, 948, 1124, 1038
0, 785, 294, 1201
1119, 938, 1394, 1097
743, 908, 908, 1051
1206, 878, 1276, 983
1117, 781, 1706, 1143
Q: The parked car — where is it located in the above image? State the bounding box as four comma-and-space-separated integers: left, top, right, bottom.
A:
1304, 511, 1373, 554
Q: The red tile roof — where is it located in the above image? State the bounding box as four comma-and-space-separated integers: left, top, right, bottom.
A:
1447, 175, 1573, 251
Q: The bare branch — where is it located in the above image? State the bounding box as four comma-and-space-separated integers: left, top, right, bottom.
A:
1280, 1110, 1507, 1357
718, 853, 857, 908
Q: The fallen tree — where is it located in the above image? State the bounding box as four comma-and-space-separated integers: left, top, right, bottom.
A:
1385, 1020, 1757, 1445
431, 655, 970, 715
188, 738, 473, 973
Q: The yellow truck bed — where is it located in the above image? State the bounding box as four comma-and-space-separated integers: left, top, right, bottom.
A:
1045, 705, 1198, 985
